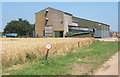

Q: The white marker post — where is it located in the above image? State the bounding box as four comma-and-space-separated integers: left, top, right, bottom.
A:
45, 43, 52, 60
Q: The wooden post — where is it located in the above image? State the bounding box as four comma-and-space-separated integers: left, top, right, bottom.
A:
45, 49, 49, 60
45, 43, 52, 60
78, 42, 80, 47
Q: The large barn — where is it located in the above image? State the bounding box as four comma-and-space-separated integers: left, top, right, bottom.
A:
35, 7, 110, 38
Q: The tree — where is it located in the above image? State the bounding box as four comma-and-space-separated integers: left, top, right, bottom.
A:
3, 18, 35, 37
26, 24, 35, 36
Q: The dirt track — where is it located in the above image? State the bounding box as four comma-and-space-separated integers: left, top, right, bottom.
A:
95, 37, 119, 41
94, 52, 118, 75
94, 38, 119, 75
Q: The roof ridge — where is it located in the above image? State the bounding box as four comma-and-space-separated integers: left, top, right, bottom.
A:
35, 7, 72, 16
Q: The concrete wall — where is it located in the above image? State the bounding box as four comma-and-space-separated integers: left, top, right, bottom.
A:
63, 13, 72, 37
46, 8, 64, 31
35, 7, 65, 37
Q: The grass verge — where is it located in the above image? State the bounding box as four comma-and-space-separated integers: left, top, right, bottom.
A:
3, 40, 118, 75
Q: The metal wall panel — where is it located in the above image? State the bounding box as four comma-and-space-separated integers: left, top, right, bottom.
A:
45, 34, 53, 36
45, 26, 53, 37
94, 30, 110, 38
45, 26, 53, 31
45, 31, 53, 33
69, 26, 93, 31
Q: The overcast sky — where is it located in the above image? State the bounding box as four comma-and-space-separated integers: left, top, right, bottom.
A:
1, 2, 118, 32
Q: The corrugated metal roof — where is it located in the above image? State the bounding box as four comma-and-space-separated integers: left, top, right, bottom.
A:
73, 16, 110, 27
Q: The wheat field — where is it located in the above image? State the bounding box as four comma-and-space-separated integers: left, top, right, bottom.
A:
1, 38, 94, 67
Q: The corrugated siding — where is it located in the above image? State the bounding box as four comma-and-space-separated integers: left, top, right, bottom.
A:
45, 26, 53, 37
93, 30, 110, 38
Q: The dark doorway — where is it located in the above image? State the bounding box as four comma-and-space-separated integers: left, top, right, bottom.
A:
59, 31, 63, 37
54, 31, 63, 37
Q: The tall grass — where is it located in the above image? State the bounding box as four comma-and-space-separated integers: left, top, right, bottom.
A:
1, 38, 94, 67
6, 41, 118, 75
0, 38, 2, 75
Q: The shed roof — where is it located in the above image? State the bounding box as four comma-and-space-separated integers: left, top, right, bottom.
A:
73, 16, 110, 27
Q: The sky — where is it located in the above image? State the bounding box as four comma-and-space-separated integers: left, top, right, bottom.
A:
1, 2, 118, 32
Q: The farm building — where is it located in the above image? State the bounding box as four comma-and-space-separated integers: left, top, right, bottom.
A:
35, 7, 110, 38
